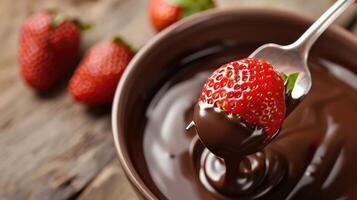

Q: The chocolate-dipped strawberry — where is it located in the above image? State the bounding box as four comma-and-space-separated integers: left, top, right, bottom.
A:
189, 58, 298, 196
191, 58, 299, 157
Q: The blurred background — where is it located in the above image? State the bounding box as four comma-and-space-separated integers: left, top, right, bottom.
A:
0, 0, 356, 200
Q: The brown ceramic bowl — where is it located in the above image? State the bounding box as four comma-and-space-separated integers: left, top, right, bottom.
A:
112, 8, 357, 199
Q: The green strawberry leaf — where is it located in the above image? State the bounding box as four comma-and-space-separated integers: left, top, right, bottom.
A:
113, 36, 135, 53
286, 72, 299, 94
280, 72, 288, 83
168, 0, 215, 18
73, 19, 93, 32
50, 12, 66, 28
50, 11, 92, 31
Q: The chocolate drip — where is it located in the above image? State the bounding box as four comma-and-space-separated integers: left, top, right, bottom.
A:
192, 103, 287, 197
202, 150, 286, 198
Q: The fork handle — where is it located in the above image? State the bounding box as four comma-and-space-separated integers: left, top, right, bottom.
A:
292, 0, 355, 61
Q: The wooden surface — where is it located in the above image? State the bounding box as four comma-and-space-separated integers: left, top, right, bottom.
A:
0, 0, 356, 200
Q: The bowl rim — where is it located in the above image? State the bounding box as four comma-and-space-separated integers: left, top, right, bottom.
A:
112, 7, 357, 200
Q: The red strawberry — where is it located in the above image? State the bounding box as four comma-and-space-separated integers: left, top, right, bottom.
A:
198, 58, 286, 139
19, 11, 82, 91
149, 0, 215, 32
69, 37, 134, 105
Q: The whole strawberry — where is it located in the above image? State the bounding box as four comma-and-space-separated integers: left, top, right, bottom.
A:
198, 58, 286, 139
19, 11, 82, 91
149, 0, 215, 32
69, 37, 134, 105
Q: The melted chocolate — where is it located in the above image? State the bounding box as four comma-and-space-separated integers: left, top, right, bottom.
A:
142, 45, 357, 199
193, 104, 268, 157
198, 147, 287, 198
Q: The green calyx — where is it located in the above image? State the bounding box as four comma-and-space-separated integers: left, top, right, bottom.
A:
73, 19, 92, 32
49, 11, 92, 31
50, 12, 66, 28
280, 72, 299, 94
113, 36, 135, 53
168, 0, 215, 18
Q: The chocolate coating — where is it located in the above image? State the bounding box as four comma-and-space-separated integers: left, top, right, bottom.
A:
193, 104, 268, 158
193, 100, 286, 196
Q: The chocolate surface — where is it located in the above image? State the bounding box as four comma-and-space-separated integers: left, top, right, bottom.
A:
142, 44, 357, 199
198, 146, 287, 198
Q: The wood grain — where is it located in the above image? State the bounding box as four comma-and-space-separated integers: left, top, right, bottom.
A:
77, 159, 137, 200
0, 0, 356, 200
0, 0, 151, 199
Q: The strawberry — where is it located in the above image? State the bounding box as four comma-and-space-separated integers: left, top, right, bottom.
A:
69, 37, 134, 105
149, 0, 215, 32
19, 11, 84, 91
198, 58, 289, 139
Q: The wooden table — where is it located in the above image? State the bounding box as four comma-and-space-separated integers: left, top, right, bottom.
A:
0, 0, 356, 199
